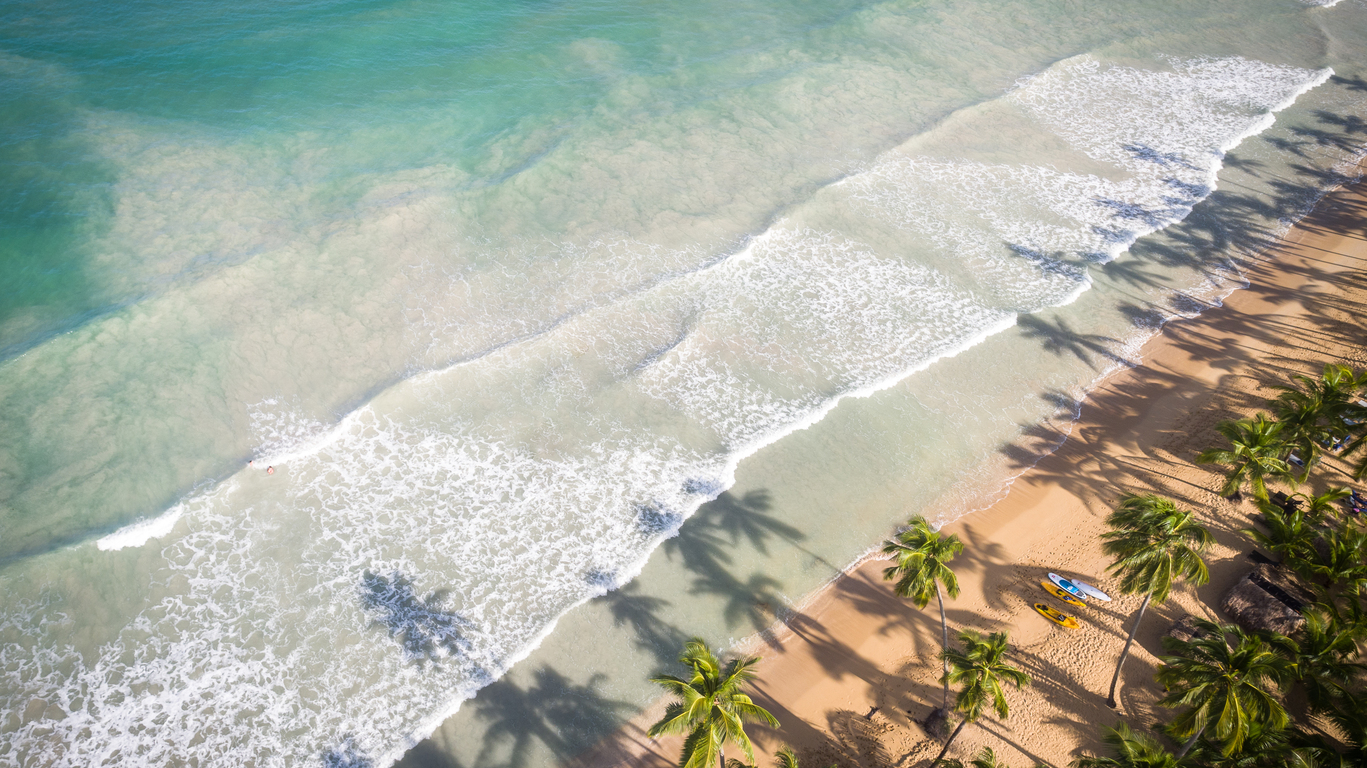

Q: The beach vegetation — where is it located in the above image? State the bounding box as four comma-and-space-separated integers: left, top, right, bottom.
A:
1268, 364, 1360, 479
1321, 694, 1367, 765
936, 745, 1046, 768
882, 515, 964, 717
1243, 503, 1318, 565
648, 637, 780, 768
1294, 522, 1367, 598
1287, 486, 1352, 525
1069, 722, 1187, 768
1288, 609, 1365, 712
1182, 719, 1323, 768
724, 744, 832, 768
1195, 414, 1294, 501
1154, 619, 1293, 757
933, 629, 1030, 765
1100, 494, 1212, 708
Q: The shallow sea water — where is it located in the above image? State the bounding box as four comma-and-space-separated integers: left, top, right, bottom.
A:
2, 1, 1367, 766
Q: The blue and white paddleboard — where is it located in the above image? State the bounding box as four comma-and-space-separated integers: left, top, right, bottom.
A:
1047, 572, 1086, 600
1069, 579, 1112, 602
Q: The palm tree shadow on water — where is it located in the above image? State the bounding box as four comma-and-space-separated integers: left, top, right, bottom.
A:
659, 489, 820, 649
323, 735, 377, 768
359, 570, 475, 669
612, 488, 818, 656
324, 572, 482, 768
467, 668, 635, 768
392, 667, 635, 768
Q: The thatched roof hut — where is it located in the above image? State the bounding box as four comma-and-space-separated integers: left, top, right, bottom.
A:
1221, 564, 1311, 636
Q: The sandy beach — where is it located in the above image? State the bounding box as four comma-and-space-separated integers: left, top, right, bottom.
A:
569, 173, 1367, 768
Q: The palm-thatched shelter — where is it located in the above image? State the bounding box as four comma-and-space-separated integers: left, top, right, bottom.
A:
1220, 564, 1311, 635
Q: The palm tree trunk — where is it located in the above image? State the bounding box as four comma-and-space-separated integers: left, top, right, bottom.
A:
1106, 590, 1152, 708
1176, 723, 1205, 758
937, 581, 949, 713
933, 718, 968, 765
718, 746, 725, 768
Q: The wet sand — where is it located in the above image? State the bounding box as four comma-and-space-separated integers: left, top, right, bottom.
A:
569, 174, 1367, 768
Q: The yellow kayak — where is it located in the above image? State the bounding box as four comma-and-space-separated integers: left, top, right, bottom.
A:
1040, 580, 1085, 608
1034, 603, 1080, 629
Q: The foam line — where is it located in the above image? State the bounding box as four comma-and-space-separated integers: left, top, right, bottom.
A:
95, 505, 187, 551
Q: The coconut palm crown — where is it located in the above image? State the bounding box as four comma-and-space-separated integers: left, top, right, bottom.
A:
1183, 719, 1322, 768
1155, 619, 1294, 757
1269, 365, 1359, 478
1101, 494, 1212, 708
1070, 722, 1188, 768
648, 638, 780, 768
1289, 487, 1352, 525
934, 630, 1030, 764
1292, 609, 1367, 712
882, 515, 964, 713
1243, 504, 1317, 565
1291, 521, 1367, 597
937, 745, 1046, 768
1195, 414, 1292, 501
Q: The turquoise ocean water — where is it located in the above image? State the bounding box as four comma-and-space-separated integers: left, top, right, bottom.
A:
2, 0, 1367, 765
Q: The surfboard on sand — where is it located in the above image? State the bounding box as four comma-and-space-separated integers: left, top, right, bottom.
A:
1040, 580, 1085, 608
1033, 603, 1080, 629
1069, 579, 1112, 602
1047, 572, 1086, 600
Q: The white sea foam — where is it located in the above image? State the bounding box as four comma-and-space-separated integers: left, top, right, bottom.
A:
94, 503, 188, 551
2, 52, 1349, 768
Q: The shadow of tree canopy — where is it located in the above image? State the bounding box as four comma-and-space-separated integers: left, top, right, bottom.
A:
1022, 107, 1367, 383
323, 735, 374, 768
691, 569, 788, 649
1016, 315, 1134, 370
596, 581, 690, 666
1005, 243, 1090, 280
1094, 196, 1184, 229
996, 130, 1367, 520
658, 490, 811, 641
360, 570, 473, 668
1123, 143, 1199, 171
468, 667, 634, 768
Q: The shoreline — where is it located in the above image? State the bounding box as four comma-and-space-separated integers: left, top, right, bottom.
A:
567, 173, 1367, 767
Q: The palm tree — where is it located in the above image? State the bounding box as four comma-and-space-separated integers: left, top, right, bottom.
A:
937, 746, 1046, 768
725, 745, 831, 768
1285, 731, 1360, 768
1341, 390, 1367, 480
1323, 693, 1367, 765
933, 630, 1030, 764
1070, 722, 1188, 768
1154, 619, 1294, 757
648, 638, 780, 768
1290, 522, 1367, 597
882, 515, 964, 716
1291, 609, 1365, 712
1195, 414, 1293, 501
1101, 494, 1213, 708
724, 745, 836, 768
1269, 365, 1358, 478
1242, 503, 1317, 564
1289, 487, 1351, 525
1183, 720, 1319, 768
